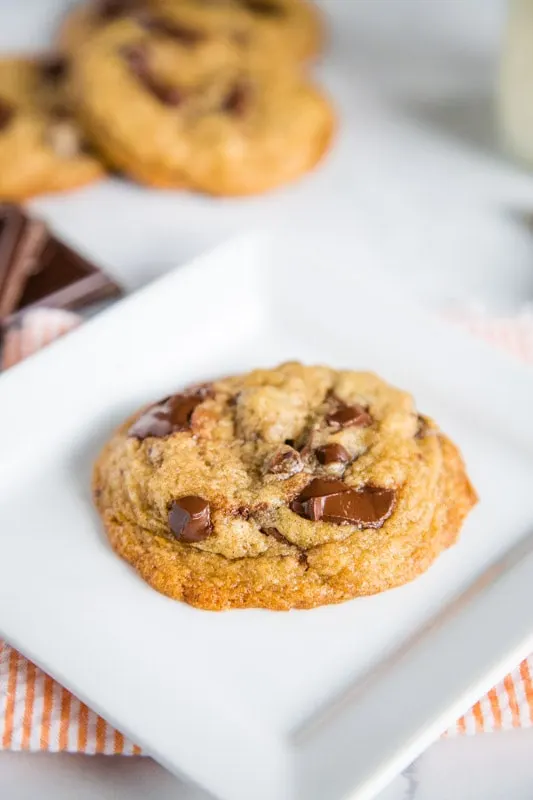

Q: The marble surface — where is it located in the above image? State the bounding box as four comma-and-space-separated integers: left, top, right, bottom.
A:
2, 0, 533, 798
3, 729, 533, 800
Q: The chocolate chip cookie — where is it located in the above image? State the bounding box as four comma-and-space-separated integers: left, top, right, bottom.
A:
73, 14, 334, 193
0, 56, 104, 201
162, 0, 323, 64
93, 362, 477, 610
58, 0, 167, 51
228, 0, 323, 62
59, 0, 323, 64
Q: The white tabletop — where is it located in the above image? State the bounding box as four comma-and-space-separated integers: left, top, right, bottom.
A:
2, 0, 533, 798
3, 729, 533, 800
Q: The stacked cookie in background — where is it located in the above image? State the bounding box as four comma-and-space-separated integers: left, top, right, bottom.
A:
0, 0, 334, 200
0, 55, 105, 201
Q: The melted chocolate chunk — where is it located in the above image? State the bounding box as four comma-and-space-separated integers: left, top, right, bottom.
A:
316, 443, 350, 465
121, 45, 183, 106
222, 82, 250, 115
120, 42, 148, 69
264, 446, 303, 477
139, 15, 206, 45
290, 478, 346, 521
184, 382, 213, 400
261, 527, 307, 561
49, 103, 71, 120
98, 0, 141, 19
128, 393, 205, 439
290, 478, 394, 528
0, 99, 14, 132
261, 526, 291, 545
169, 496, 211, 542
39, 55, 69, 83
241, 0, 283, 16
145, 77, 183, 106
415, 414, 428, 439
326, 403, 372, 429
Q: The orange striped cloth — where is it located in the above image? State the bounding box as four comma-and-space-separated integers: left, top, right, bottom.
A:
0, 642, 140, 755
0, 306, 533, 753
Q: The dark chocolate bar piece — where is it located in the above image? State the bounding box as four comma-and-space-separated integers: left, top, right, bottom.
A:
0, 204, 122, 320
17, 237, 121, 312
0, 206, 48, 317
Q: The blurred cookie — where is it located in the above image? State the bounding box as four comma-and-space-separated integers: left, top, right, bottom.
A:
178, 71, 333, 195
73, 16, 334, 194
59, 0, 323, 63
218, 0, 324, 63
58, 0, 158, 51
154, 0, 324, 64
0, 56, 104, 201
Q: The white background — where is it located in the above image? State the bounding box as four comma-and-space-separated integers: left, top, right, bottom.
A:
2, 1, 533, 798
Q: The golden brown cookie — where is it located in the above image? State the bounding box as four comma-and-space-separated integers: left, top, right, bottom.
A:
93, 362, 477, 611
59, 0, 323, 63
58, 0, 159, 52
162, 0, 324, 64
72, 15, 334, 194
0, 56, 104, 201
230, 0, 324, 63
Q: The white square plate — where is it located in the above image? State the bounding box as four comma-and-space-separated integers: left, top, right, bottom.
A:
1, 234, 533, 800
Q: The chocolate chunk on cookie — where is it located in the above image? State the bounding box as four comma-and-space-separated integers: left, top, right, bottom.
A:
99, 0, 143, 19
169, 496, 212, 541
290, 478, 395, 527
129, 392, 205, 439
121, 44, 184, 105
326, 401, 372, 429
39, 55, 69, 82
263, 444, 303, 478
0, 99, 14, 131
315, 443, 350, 465
138, 14, 206, 45
242, 0, 283, 16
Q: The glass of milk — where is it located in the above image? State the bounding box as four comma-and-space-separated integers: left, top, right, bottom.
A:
499, 0, 533, 164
